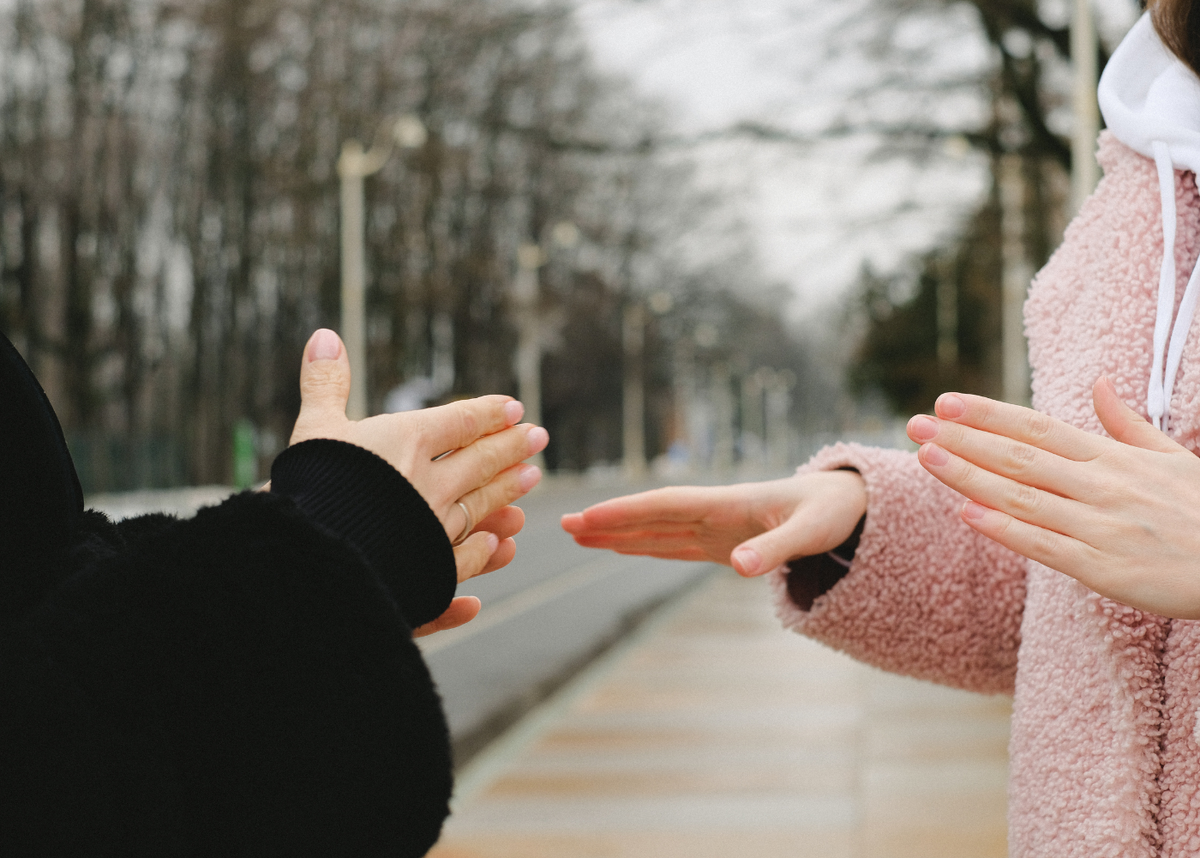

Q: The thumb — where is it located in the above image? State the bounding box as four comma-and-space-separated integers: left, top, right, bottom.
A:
1093, 376, 1179, 453
291, 329, 352, 443
731, 514, 834, 578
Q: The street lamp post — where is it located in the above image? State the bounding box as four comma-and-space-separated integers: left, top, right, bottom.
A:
338, 115, 426, 420
999, 153, 1032, 406
511, 223, 577, 470
711, 361, 735, 475
1071, 0, 1100, 215
741, 367, 768, 474
672, 337, 697, 475
513, 242, 546, 433
935, 254, 958, 387
765, 369, 795, 472
622, 301, 647, 481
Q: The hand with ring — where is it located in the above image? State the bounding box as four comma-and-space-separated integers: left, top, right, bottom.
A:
289, 329, 549, 636
451, 501, 474, 547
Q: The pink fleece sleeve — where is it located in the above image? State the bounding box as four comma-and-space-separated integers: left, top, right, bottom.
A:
767, 443, 1027, 695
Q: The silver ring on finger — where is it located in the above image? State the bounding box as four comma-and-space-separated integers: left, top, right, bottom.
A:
451, 500, 474, 547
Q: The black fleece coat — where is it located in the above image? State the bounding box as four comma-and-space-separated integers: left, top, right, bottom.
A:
0, 331, 457, 857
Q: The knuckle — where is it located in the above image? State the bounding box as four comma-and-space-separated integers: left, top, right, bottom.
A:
497, 466, 525, 499
501, 425, 528, 459
989, 511, 1015, 542
501, 466, 527, 501
1027, 527, 1063, 565
483, 394, 508, 416
947, 454, 980, 492
1018, 409, 1054, 442
475, 469, 524, 513
1008, 481, 1043, 516
1002, 439, 1039, 473
300, 365, 343, 399
480, 440, 505, 477
1092, 472, 1130, 505
457, 407, 479, 443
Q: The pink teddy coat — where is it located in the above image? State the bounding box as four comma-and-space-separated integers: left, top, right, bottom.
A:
769, 133, 1200, 857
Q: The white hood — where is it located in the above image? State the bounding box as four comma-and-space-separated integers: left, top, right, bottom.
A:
1099, 13, 1200, 433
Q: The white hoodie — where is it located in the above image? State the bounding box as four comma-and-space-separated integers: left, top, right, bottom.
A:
1099, 12, 1200, 433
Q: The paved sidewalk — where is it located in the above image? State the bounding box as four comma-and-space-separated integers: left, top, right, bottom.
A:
429, 570, 1012, 858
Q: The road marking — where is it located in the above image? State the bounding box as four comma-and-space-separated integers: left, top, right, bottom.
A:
417, 555, 632, 656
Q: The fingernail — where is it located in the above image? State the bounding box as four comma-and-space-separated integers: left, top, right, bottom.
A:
907, 415, 938, 443
732, 546, 761, 576
962, 501, 986, 521
309, 328, 340, 362
505, 400, 525, 424
519, 464, 542, 492
922, 444, 949, 467
485, 532, 500, 552
936, 393, 966, 419
527, 426, 549, 454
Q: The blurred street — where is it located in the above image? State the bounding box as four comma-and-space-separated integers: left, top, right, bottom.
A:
430, 572, 1012, 858
419, 477, 714, 762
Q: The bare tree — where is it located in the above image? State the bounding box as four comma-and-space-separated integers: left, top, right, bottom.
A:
0, 0, 821, 488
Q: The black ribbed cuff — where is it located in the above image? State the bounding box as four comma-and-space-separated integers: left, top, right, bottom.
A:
785, 513, 865, 611
270, 439, 456, 629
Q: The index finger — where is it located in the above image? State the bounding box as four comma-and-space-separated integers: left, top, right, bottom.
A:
418, 395, 523, 455
564, 485, 730, 532
934, 392, 1107, 462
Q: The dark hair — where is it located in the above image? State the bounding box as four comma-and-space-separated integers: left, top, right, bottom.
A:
1148, 0, 1200, 76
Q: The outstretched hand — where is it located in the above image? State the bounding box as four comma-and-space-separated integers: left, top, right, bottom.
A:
907, 376, 1200, 618
561, 470, 867, 576
291, 329, 549, 635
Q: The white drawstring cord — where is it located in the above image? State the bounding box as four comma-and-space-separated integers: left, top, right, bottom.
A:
1149, 141, 1200, 435
1163, 237, 1200, 438
1149, 141, 1177, 432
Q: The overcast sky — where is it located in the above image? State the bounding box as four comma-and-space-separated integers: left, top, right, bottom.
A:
571, 0, 1140, 321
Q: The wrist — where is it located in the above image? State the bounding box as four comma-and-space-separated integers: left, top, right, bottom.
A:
271, 439, 456, 629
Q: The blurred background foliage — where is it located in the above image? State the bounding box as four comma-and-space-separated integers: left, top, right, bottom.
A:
844, 0, 1128, 413
0, 0, 1136, 492
0, 0, 819, 491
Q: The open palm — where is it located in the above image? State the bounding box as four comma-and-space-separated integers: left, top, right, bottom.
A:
561, 470, 866, 577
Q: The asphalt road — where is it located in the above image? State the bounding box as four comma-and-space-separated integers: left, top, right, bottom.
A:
418, 476, 716, 764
